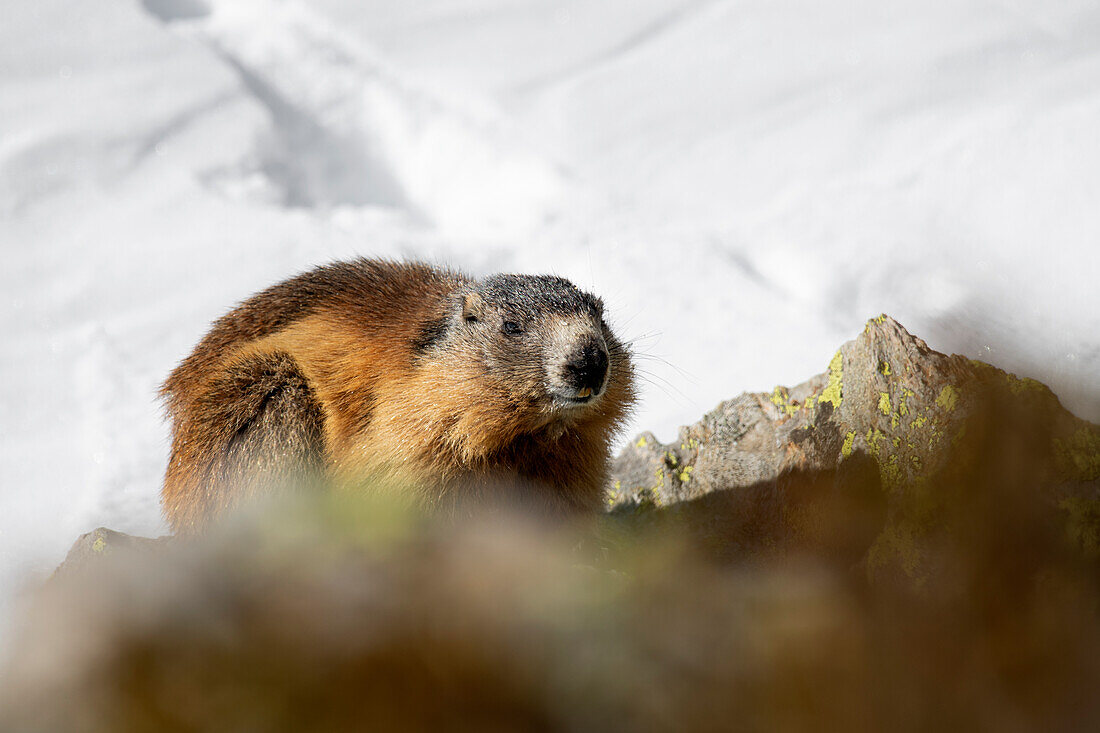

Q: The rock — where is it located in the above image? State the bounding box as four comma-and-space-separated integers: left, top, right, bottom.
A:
51, 527, 168, 578
4, 315, 1100, 731
609, 315, 1100, 581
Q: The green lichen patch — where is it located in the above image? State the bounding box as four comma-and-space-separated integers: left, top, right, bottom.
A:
936, 385, 959, 412
898, 388, 914, 417
864, 427, 903, 489
818, 351, 844, 409
606, 483, 621, 508
927, 420, 945, 451
1006, 373, 1046, 396
881, 454, 901, 488
769, 386, 805, 417
678, 437, 701, 453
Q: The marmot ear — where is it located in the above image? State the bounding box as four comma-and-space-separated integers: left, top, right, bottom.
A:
462, 292, 485, 323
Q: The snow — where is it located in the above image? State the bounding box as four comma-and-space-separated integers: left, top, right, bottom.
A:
2, 0, 1099, 638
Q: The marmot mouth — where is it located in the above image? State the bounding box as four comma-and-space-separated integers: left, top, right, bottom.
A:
551, 387, 600, 407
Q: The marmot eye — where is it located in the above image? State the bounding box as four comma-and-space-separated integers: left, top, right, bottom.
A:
502, 320, 523, 336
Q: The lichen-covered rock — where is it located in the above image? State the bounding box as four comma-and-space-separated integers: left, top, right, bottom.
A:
6, 315, 1100, 731
52, 527, 168, 578
610, 315, 1100, 582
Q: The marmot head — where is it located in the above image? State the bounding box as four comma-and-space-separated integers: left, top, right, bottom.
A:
420, 273, 634, 437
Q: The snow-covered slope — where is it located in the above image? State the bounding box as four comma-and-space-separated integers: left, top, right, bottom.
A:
3, 0, 1099, 635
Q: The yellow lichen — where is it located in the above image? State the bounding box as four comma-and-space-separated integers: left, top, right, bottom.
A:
92, 536, 106, 554
841, 431, 855, 457
936, 385, 959, 412
898, 388, 913, 417
866, 428, 885, 459
769, 386, 802, 417
635, 436, 648, 448
878, 392, 891, 415
1006, 374, 1045, 395
818, 351, 844, 409
881, 454, 901, 488
679, 466, 693, 483
928, 429, 943, 450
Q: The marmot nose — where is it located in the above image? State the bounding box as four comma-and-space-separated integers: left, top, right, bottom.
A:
564, 340, 609, 395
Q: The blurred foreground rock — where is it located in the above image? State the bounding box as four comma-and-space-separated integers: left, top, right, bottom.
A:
3, 315, 1100, 732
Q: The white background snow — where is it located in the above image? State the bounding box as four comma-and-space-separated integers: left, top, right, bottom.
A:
2, 0, 1099, 637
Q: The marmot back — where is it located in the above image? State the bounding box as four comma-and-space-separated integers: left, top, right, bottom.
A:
161, 259, 636, 533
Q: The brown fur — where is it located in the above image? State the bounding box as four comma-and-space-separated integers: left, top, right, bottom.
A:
161, 259, 635, 533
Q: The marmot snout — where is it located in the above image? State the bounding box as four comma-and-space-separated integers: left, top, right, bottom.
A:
161, 259, 637, 533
